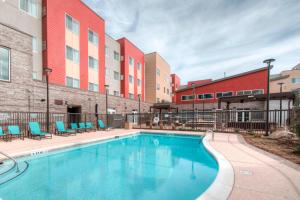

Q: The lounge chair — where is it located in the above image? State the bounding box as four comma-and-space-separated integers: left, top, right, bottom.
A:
7, 125, 24, 140
55, 121, 75, 135
86, 122, 96, 131
98, 119, 109, 130
0, 127, 8, 142
29, 122, 52, 140
70, 123, 84, 133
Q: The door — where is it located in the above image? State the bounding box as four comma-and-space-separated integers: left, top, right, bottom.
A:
67, 106, 82, 124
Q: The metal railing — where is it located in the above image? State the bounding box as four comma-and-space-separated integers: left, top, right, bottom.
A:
0, 151, 19, 174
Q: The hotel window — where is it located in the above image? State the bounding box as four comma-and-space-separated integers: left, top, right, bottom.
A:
105, 46, 109, 57
129, 93, 134, 99
88, 56, 98, 70
137, 63, 142, 70
66, 15, 79, 35
114, 71, 119, 80
66, 46, 79, 63
181, 95, 194, 101
216, 92, 233, 98
156, 68, 160, 76
137, 79, 141, 87
156, 83, 160, 91
32, 71, 37, 80
292, 77, 300, 84
88, 30, 98, 45
20, 0, 38, 18
66, 77, 80, 88
0, 47, 10, 81
252, 90, 263, 95
105, 67, 110, 77
129, 75, 133, 84
88, 83, 98, 92
114, 51, 119, 61
129, 56, 134, 66
114, 91, 119, 96
198, 93, 213, 99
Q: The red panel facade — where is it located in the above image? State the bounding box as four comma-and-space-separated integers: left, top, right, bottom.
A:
187, 79, 212, 86
171, 74, 181, 103
42, 0, 105, 93
117, 38, 145, 101
176, 68, 268, 104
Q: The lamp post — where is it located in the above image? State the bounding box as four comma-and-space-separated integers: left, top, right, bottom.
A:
43, 67, 52, 132
104, 85, 109, 128
278, 82, 284, 127
263, 58, 275, 136
138, 94, 141, 129
192, 83, 196, 130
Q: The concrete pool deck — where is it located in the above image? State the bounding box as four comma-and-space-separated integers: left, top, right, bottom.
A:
0, 129, 300, 200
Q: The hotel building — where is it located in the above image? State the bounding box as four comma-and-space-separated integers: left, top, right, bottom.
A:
145, 52, 172, 103
170, 73, 181, 103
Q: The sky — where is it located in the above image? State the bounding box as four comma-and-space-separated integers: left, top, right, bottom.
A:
84, 0, 300, 84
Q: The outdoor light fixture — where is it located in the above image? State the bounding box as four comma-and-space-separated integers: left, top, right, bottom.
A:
263, 58, 275, 136
43, 67, 52, 132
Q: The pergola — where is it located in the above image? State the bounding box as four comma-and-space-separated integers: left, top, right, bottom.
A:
218, 92, 295, 109
149, 102, 178, 113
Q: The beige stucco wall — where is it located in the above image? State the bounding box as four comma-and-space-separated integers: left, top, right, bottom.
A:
105, 34, 121, 95
270, 69, 300, 93
145, 52, 172, 103
0, 0, 43, 80
65, 29, 80, 79
88, 36, 99, 85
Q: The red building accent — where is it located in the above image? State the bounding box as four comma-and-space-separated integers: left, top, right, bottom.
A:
187, 79, 212, 86
117, 38, 145, 101
176, 67, 268, 104
42, 0, 106, 93
171, 74, 181, 103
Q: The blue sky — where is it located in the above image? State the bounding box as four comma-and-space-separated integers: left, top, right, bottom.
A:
84, 0, 300, 84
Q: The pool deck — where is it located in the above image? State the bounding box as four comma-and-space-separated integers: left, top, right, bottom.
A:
1, 129, 300, 200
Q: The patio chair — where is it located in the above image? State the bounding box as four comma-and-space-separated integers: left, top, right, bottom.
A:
98, 119, 109, 130
86, 122, 96, 131
70, 123, 84, 133
7, 125, 24, 140
29, 122, 52, 140
55, 121, 75, 135
0, 127, 8, 142
79, 122, 87, 131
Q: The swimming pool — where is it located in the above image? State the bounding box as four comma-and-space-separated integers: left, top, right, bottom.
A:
0, 133, 218, 200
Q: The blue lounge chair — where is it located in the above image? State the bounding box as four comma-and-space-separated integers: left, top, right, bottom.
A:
55, 121, 75, 135
0, 127, 8, 141
86, 122, 96, 131
29, 122, 52, 139
70, 123, 84, 133
7, 125, 24, 140
98, 120, 106, 130
79, 122, 86, 129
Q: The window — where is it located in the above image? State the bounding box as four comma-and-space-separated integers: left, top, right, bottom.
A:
292, 77, 300, 84
252, 90, 263, 95
20, 0, 38, 18
181, 95, 194, 101
129, 93, 134, 99
88, 30, 98, 45
114, 91, 119, 96
156, 83, 160, 91
129, 57, 134, 66
137, 63, 142, 70
137, 79, 141, 87
114, 71, 119, 80
237, 90, 263, 96
32, 71, 37, 80
105, 67, 110, 77
156, 68, 160, 76
105, 46, 109, 57
88, 83, 98, 92
0, 47, 10, 81
198, 93, 213, 99
114, 51, 119, 61
66, 46, 79, 63
129, 75, 133, 84
66, 77, 80, 88
66, 15, 79, 35
88, 56, 98, 69
216, 92, 233, 98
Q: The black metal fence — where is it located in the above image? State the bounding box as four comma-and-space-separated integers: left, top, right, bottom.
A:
126, 109, 294, 134
0, 112, 126, 138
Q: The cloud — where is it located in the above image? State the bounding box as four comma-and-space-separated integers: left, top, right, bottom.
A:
84, 0, 300, 84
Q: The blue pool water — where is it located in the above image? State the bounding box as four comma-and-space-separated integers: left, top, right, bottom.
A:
0, 133, 218, 200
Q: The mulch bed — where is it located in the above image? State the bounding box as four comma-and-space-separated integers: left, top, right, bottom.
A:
242, 134, 300, 165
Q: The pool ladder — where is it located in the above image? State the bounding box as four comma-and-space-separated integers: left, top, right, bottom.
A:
0, 151, 19, 173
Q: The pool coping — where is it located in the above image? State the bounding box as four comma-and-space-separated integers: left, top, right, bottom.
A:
198, 134, 234, 200
2, 130, 234, 200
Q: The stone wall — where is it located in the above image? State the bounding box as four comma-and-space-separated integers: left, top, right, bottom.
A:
0, 23, 152, 114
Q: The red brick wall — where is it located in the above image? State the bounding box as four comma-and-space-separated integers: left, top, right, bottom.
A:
42, 0, 105, 93
176, 68, 268, 104
117, 38, 145, 101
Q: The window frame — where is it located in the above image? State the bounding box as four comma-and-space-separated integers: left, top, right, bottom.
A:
198, 93, 214, 100
88, 29, 98, 45
181, 95, 194, 101
0, 46, 11, 82
65, 14, 79, 35
19, 0, 39, 18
